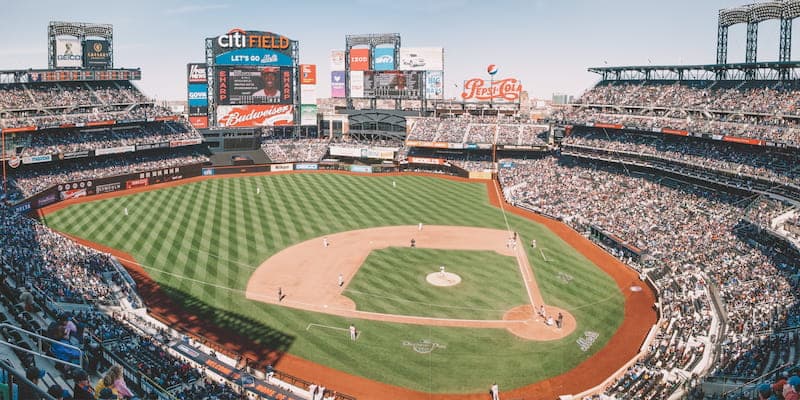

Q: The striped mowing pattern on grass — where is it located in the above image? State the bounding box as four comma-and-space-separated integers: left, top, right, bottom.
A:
346, 247, 528, 320
43, 174, 624, 393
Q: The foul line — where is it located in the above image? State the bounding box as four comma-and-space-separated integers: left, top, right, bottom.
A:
306, 323, 348, 332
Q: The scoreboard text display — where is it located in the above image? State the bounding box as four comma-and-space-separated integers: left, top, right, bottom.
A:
363, 71, 422, 99
215, 66, 294, 105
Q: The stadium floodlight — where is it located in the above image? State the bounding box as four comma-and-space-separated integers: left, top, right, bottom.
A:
750, 1, 783, 22
785, 0, 800, 18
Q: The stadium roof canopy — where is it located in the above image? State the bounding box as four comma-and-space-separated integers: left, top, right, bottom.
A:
588, 61, 800, 81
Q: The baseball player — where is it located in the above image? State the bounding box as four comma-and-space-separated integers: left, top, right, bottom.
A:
349, 324, 357, 341
338, 273, 344, 287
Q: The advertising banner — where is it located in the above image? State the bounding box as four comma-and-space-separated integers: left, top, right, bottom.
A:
7, 156, 20, 168
170, 138, 203, 148
188, 84, 209, 107
94, 182, 122, 194
217, 105, 294, 127
83, 40, 111, 68
723, 136, 763, 146
216, 66, 294, 105
399, 47, 443, 71
33, 193, 58, 208
13, 202, 31, 213
350, 165, 373, 173
407, 156, 446, 165
60, 151, 90, 160
349, 48, 370, 71
661, 128, 689, 136
211, 29, 292, 55
331, 71, 345, 98
271, 163, 293, 172
126, 178, 149, 189
300, 105, 318, 126
350, 71, 365, 98
294, 163, 318, 170
460, 77, 523, 103
425, 71, 443, 99
300, 64, 317, 85
55, 38, 82, 67
300, 85, 317, 105
215, 48, 293, 66
405, 140, 448, 148
95, 146, 135, 156
329, 146, 361, 158
330, 50, 345, 70
189, 116, 209, 129
373, 48, 395, 71
188, 105, 208, 117
60, 188, 87, 201
22, 155, 52, 164
499, 161, 515, 169
202, 168, 215, 176
211, 29, 293, 65
364, 71, 422, 99
187, 63, 208, 83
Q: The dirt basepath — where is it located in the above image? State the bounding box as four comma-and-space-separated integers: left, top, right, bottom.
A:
245, 225, 575, 340
38, 171, 657, 400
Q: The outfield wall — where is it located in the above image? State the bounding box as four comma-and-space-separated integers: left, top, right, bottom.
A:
18, 163, 205, 212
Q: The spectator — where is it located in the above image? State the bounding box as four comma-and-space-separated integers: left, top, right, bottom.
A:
72, 369, 95, 400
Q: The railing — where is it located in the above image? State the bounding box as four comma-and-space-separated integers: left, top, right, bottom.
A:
0, 359, 58, 400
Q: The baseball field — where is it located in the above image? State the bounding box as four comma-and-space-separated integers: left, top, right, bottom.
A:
40, 173, 643, 397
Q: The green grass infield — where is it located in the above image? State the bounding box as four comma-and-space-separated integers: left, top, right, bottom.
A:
345, 247, 528, 320
42, 174, 624, 393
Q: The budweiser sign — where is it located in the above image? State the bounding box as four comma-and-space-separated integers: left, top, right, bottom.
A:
461, 78, 522, 102
217, 105, 294, 127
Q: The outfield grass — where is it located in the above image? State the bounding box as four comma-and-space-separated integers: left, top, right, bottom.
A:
345, 247, 528, 320
42, 174, 625, 393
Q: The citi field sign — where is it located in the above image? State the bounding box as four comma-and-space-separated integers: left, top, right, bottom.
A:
460, 78, 523, 102
211, 29, 294, 66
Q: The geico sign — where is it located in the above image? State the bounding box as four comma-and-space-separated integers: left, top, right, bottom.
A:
217, 28, 290, 50
461, 78, 523, 102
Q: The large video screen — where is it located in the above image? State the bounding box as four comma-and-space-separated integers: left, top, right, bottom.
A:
363, 71, 422, 99
215, 66, 294, 105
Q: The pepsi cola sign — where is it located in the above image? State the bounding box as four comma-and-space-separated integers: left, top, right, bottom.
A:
460, 78, 523, 102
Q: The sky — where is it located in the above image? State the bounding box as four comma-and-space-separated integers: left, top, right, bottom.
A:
1, 0, 795, 102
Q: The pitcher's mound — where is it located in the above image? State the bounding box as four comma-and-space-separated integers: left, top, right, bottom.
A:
426, 272, 462, 287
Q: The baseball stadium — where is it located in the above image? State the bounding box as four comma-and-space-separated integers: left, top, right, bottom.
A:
1, 2, 800, 400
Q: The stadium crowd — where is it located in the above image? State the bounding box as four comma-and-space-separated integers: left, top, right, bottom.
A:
261, 138, 330, 163
0, 199, 332, 399
5, 150, 209, 199
407, 116, 548, 145
0, 82, 174, 129
499, 156, 800, 399
15, 121, 200, 158
560, 129, 800, 186
560, 81, 800, 145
